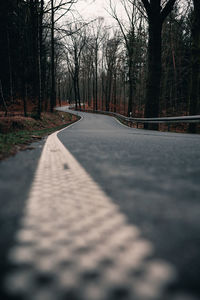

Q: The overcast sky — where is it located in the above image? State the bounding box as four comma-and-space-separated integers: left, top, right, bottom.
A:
73, 0, 124, 24
74, 0, 110, 20
73, 0, 189, 23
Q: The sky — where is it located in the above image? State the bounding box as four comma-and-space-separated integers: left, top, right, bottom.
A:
74, 0, 111, 21
72, 0, 189, 23
73, 0, 126, 25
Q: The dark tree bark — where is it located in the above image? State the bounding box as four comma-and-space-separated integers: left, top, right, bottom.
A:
113, 69, 117, 112
145, 17, 162, 120
30, 0, 39, 100
95, 49, 98, 111
189, 0, 200, 133
0, 80, 8, 116
73, 48, 80, 109
105, 73, 111, 112
105, 36, 120, 112
58, 79, 61, 106
127, 45, 134, 117
141, 0, 177, 129
73, 76, 78, 110
22, 82, 28, 117
7, 27, 14, 103
37, 0, 44, 118
50, 0, 56, 112
109, 3, 136, 117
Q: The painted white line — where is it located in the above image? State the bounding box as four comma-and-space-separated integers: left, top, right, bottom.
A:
4, 122, 196, 300
113, 115, 133, 129
61, 106, 134, 130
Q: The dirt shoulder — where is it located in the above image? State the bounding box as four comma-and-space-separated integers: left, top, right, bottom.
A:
0, 111, 79, 161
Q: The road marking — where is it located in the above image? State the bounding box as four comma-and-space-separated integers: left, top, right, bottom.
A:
114, 115, 134, 129
4, 122, 196, 300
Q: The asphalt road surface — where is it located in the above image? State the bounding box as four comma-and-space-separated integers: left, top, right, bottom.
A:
58, 107, 200, 298
0, 107, 200, 299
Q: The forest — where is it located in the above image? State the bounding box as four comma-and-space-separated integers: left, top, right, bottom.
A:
0, 0, 200, 132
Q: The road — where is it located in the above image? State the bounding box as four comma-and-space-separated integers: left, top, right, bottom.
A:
0, 107, 200, 300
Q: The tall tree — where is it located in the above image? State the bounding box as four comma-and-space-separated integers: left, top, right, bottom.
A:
109, 0, 145, 116
37, 0, 44, 118
49, 0, 77, 112
189, 0, 200, 132
65, 25, 87, 109
50, 0, 56, 112
141, 0, 177, 126
91, 18, 105, 111
105, 33, 121, 111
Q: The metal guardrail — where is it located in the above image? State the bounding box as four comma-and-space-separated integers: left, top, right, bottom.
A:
69, 107, 200, 125
67, 105, 200, 133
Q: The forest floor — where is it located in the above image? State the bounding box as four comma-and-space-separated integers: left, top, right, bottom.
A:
0, 110, 79, 161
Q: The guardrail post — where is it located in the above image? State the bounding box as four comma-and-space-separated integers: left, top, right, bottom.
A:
168, 124, 170, 132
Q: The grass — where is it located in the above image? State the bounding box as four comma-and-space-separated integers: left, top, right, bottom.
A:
0, 111, 80, 160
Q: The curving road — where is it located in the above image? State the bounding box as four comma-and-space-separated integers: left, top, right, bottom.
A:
0, 106, 200, 299
58, 107, 200, 298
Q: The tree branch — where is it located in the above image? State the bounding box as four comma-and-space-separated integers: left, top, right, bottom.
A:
141, 0, 151, 17
161, 0, 177, 23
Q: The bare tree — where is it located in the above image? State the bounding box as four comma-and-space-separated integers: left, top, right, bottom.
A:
81, 40, 94, 106
36, 0, 44, 118
104, 33, 121, 111
109, 0, 145, 116
65, 24, 87, 109
90, 18, 105, 111
48, 0, 77, 112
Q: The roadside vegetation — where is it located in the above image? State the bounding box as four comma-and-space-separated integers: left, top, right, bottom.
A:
0, 110, 79, 160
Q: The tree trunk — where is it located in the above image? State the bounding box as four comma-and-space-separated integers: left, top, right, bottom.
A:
95, 49, 98, 111
23, 83, 28, 118
189, 0, 200, 133
128, 56, 134, 116
87, 72, 90, 106
113, 69, 117, 113
7, 28, 13, 104
101, 72, 104, 111
92, 64, 95, 111
77, 76, 81, 109
106, 73, 112, 112
50, 0, 56, 112
58, 79, 61, 107
123, 74, 126, 115
30, 0, 38, 100
73, 76, 78, 110
37, 0, 44, 117
141, 0, 177, 129
0, 80, 8, 116
144, 19, 162, 129
37, 0, 42, 119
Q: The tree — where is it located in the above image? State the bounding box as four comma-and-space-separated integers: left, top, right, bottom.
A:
189, 0, 200, 133
141, 0, 177, 126
160, 7, 191, 115
109, 0, 145, 116
49, 0, 78, 112
65, 25, 87, 109
81, 40, 94, 106
50, 0, 56, 112
104, 33, 121, 111
37, 0, 44, 118
90, 18, 105, 111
